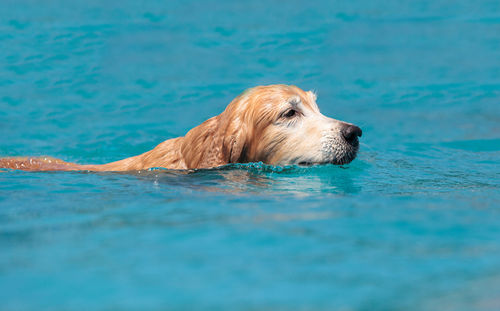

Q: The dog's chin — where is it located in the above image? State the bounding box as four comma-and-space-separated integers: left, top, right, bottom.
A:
297, 147, 358, 166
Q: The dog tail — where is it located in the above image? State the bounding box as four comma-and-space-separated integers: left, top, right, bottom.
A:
0, 157, 93, 171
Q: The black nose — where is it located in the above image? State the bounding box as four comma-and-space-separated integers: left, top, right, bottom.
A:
341, 124, 362, 144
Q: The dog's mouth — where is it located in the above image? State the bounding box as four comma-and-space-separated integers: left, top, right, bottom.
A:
331, 151, 358, 165
334, 140, 359, 165
297, 141, 359, 166
298, 153, 358, 166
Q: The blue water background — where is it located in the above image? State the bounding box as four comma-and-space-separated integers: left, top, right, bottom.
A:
1, 0, 500, 310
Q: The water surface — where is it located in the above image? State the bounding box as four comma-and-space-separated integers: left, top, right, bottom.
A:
1, 1, 500, 310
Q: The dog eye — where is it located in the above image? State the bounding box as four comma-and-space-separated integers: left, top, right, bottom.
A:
283, 109, 297, 118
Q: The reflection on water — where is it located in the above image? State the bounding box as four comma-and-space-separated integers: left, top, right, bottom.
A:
128, 162, 363, 196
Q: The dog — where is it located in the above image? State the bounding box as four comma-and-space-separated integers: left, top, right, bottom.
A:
0, 85, 362, 171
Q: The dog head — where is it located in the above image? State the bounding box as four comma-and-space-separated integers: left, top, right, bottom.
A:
182, 85, 362, 168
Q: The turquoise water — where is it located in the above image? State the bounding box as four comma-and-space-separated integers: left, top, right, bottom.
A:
1, 0, 500, 310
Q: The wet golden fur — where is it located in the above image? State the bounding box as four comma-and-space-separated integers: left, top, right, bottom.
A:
0, 85, 360, 171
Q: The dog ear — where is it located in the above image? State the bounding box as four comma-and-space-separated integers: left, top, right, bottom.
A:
180, 115, 248, 169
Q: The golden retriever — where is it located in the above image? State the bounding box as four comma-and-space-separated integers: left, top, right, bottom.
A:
0, 85, 362, 171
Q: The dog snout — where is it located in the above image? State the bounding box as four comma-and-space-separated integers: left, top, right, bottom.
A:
341, 124, 362, 144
